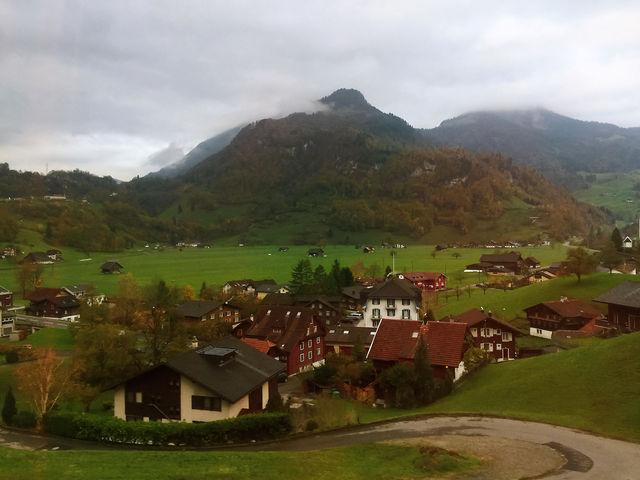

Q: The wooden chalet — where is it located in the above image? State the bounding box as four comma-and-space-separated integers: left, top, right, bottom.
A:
400, 272, 446, 291
112, 336, 284, 422
0, 286, 14, 310
524, 298, 604, 338
366, 319, 467, 381
477, 251, 525, 274
25, 287, 80, 318
594, 281, 640, 332
101, 261, 123, 274
20, 251, 55, 265
448, 308, 521, 362
243, 305, 326, 375
177, 300, 240, 324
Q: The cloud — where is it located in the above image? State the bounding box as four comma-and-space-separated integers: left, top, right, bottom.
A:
145, 143, 185, 168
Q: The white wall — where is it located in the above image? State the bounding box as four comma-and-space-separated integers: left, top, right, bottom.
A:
529, 327, 553, 339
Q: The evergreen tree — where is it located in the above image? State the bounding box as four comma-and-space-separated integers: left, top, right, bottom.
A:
2, 388, 17, 425
313, 265, 327, 293
611, 227, 623, 252
290, 259, 314, 294
413, 335, 434, 405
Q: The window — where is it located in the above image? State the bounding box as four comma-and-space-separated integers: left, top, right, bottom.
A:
402, 299, 410, 306
126, 391, 135, 403
372, 298, 380, 305
496, 344, 502, 350
226, 311, 231, 316
325, 311, 330, 316
402, 309, 411, 319
387, 299, 396, 307
386, 309, 396, 317
316, 348, 321, 355
536, 328, 543, 335
300, 353, 304, 362
470, 328, 477, 338
135, 392, 142, 403
192, 395, 221, 411
372, 318, 380, 327
308, 351, 313, 360
502, 332, 511, 342
306, 327, 310, 335
481, 328, 491, 337
307, 339, 312, 348
314, 325, 317, 333
316, 337, 320, 344
495, 328, 501, 335
300, 342, 304, 350
372, 308, 381, 318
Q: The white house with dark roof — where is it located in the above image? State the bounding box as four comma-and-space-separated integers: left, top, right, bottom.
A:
359, 277, 421, 328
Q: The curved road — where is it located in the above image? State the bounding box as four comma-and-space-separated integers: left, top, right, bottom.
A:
2, 416, 639, 479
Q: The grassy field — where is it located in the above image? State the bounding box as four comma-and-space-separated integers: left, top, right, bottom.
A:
573, 170, 640, 225
0, 443, 480, 480
13, 328, 75, 351
0, 243, 567, 299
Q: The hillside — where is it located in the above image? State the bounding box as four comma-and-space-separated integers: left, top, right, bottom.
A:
424, 109, 640, 190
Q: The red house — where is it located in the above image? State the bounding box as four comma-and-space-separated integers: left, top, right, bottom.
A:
244, 306, 326, 375
448, 308, 521, 362
524, 298, 603, 339
0, 286, 13, 310
367, 319, 467, 381
400, 272, 446, 291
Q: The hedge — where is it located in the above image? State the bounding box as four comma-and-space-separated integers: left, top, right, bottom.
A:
44, 411, 293, 446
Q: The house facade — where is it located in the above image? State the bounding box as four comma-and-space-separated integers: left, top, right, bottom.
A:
177, 300, 241, 324
360, 277, 421, 328
477, 251, 524, 274
113, 336, 284, 422
25, 287, 80, 319
594, 281, 640, 332
0, 286, 13, 310
524, 298, 603, 338
449, 308, 520, 362
399, 272, 446, 291
324, 326, 376, 356
244, 305, 326, 375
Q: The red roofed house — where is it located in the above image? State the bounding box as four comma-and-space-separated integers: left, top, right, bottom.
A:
244, 305, 326, 375
524, 297, 604, 339
367, 319, 467, 381
448, 308, 521, 362
400, 272, 446, 291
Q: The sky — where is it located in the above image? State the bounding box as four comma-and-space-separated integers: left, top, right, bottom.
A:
2, 1, 640, 181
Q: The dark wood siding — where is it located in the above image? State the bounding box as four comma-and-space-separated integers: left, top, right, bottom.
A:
124, 365, 181, 421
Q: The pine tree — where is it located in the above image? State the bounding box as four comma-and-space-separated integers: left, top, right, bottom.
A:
290, 259, 313, 294
2, 387, 17, 425
611, 227, 623, 252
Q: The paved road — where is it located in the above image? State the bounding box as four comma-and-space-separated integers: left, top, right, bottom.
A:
2, 416, 639, 479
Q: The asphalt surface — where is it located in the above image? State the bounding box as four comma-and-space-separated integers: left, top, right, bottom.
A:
1, 416, 639, 479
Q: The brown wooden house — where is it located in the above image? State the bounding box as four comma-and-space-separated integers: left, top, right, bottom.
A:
0, 286, 13, 310
112, 336, 284, 422
25, 287, 80, 318
177, 300, 240, 324
524, 298, 603, 339
594, 281, 640, 332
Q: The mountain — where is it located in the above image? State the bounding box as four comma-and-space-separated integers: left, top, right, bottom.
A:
148, 125, 245, 179
424, 108, 640, 189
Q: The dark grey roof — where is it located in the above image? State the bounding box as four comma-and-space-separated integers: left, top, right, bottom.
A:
594, 281, 640, 308
62, 284, 93, 296
101, 261, 123, 270
325, 326, 376, 346
479, 252, 523, 263
367, 277, 421, 300
177, 300, 223, 318
0, 285, 11, 295
166, 336, 285, 403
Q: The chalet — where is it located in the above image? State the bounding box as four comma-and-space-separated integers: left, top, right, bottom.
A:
307, 248, 324, 257
341, 285, 367, 311
524, 257, 540, 268
112, 336, 284, 422
177, 300, 240, 324
366, 319, 467, 381
0, 286, 14, 310
525, 269, 556, 284
222, 279, 255, 296
62, 284, 105, 305
524, 298, 604, 338
254, 280, 288, 299
360, 277, 421, 328
20, 252, 55, 265
101, 261, 123, 274
324, 326, 376, 356
293, 295, 343, 325
25, 287, 80, 319
399, 272, 446, 291
594, 281, 640, 332
623, 236, 633, 249
46, 249, 62, 260
244, 306, 326, 375
448, 308, 521, 362
477, 251, 524, 274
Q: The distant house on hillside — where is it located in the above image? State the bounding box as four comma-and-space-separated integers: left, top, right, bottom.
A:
399, 272, 446, 291
177, 300, 240, 324
477, 251, 524, 274
20, 252, 55, 265
25, 287, 80, 319
594, 281, 640, 332
524, 297, 604, 338
101, 261, 123, 274
307, 248, 324, 257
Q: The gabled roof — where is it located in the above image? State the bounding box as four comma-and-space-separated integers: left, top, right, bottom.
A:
0, 285, 12, 295
26, 287, 80, 308
401, 272, 445, 282
101, 261, 123, 270
240, 337, 277, 354
367, 319, 421, 362
224, 279, 254, 288
524, 298, 602, 319
415, 321, 467, 368
22, 252, 53, 263
594, 281, 640, 309
342, 285, 366, 300
260, 293, 294, 305
451, 308, 521, 334
62, 284, 94, 297
366, 277, 421, 300
246, 305, 325, 352
178, 300, 224, 318
479, 252, 523, 263
325, 326, 376, 346
155, 336, 283, 403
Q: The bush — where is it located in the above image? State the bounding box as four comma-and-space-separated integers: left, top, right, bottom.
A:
2, 388, 17, 425
5, 350, 19, 364
305, 419, 318, 431
44, 411, 293, 446
12, 410, 38, 429
264, 393, 285, 413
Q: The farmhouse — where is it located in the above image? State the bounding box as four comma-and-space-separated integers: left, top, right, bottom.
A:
25, 287, 80, 319
448, 308, 520, 362
112, 336, 284, 422
62, 284, 105, 305
101, 261, 123, 274
243, 305, 326, 375
307, 248, 324, 257
177, 300, 240, 324
366, 319, 467, 381
0, 285, 14, 310
360, 277, 421, 328
594, 281, 640, 332
477, 251, 524, 274
20, 252, 55, 265
524, 297, 604, 338
222, 279, 255, 296
400, 271, 446, 291
324, 326, 376, 356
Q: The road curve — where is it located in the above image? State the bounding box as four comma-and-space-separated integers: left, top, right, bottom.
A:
1, 416, 639, 479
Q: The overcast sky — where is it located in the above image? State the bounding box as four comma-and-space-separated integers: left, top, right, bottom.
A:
2, 1, 639, 180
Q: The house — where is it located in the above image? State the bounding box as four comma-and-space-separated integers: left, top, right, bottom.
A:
46, 249, 62, 260
399, 272, 446, 291
62, 284, 105, 305
1, 310, 15, 337
292, 295, 344, 325
477, 251, 524, 274
525, 269, 557, 284
448, 308, 521, 362
524, 297, 604, 338
101, 261, 123, 274
623, 236, 633, 249
253, 280, 286, 300
243, 305, 326, 375
20, 252, 55, 265
360, 277, 421, 327
25, 287, 80, 319
594, 281, 640, 332
177, 300, 240, 324
0, 286, 14, 310
324, 326, 376, 356
307, 248, 324, 257
366, 319, 467, 381
222, 280, 256, 296
112, 336, 285, 422
341, 285, 367, 311
524, 257, 540, 269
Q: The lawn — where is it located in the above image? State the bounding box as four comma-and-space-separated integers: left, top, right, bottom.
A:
15, 328, 75, 351
0, 243, 567, 298
573, 170, 640, 225
0, 443, 480, 480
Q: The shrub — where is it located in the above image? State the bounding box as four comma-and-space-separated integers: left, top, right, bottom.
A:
264, 393, 285, 413
305, 419, 318, 431
2, 388, 17, 425
5, 350, 19, 364
13, 410, 38, 429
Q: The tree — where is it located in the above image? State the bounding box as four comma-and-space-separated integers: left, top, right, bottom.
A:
182, 284, 195, 302
413, 335, 434, 405
611, 227, 623, 252
2, 388, 17, 425
15, 262, 44, 298
16, 349, 72, 420
599, 242, 621, 274
350, 260, 365, 279
313, 265, 328, 293
290, 259, 314, 294
111, 274, 143, 326
565, 246, 598, 283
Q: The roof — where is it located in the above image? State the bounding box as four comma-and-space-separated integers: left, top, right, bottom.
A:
26, 287, 80, 308
342, 285, 366, 300
101, 261, 123, 270
240, 337, 276, 354
178, 300, 223, 318
223, 279, 254, 288
260, 293, 294, 305
366, 277, 421, 300
62, 284, 93, 296
594, 281, 640, 309
0, 286, 11, 295
22, 252, 53, 263
367, 319, 466, 368
155, 336, 284, 403
325, 326, 376, 346
451, 308, 521, 334
479, 252, 523, 263
401, 272, 445, 282
246, 305, 325, 352
524, 298, 602, 319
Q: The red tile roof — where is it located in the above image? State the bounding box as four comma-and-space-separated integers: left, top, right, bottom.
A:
401, 272, 445, 282
367, 319, 421, 361
241, 337, 276, 354
526, 298, 602, 319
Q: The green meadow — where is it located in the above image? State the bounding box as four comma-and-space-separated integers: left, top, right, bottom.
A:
573, 170, 640, 225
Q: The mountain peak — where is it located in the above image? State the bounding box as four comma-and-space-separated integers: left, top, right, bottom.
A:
320, 88, 371, 110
